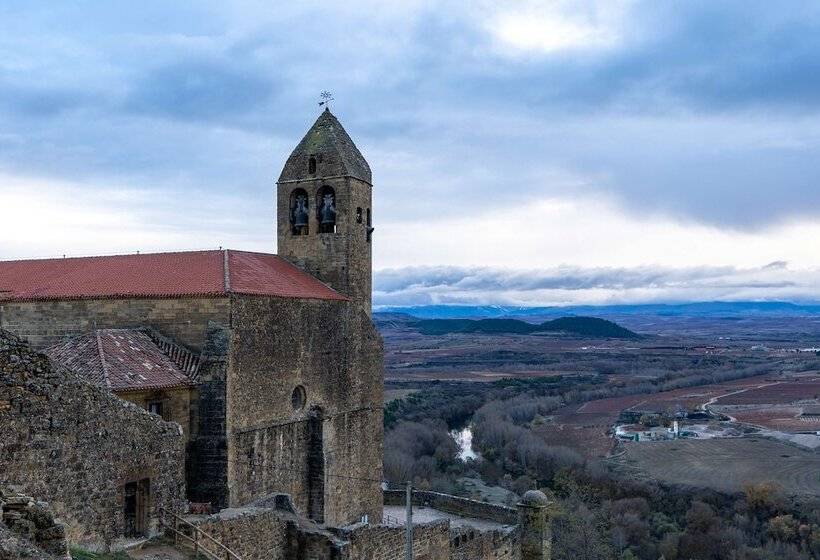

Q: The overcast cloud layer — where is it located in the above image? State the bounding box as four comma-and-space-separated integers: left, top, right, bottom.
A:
2, 1, 820, 305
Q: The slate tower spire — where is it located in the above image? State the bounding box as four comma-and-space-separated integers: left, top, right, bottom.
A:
277, 109, 373, 313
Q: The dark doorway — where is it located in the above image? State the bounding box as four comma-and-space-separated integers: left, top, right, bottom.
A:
123, 478, 150, 537
306, 407, 324, 523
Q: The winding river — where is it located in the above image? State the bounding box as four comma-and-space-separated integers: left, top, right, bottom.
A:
451, 425, 481, 461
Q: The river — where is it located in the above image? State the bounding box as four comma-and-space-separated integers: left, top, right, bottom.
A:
451, 425, 481, 461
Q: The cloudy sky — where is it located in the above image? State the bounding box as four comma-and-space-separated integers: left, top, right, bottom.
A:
2, 1, 820, 306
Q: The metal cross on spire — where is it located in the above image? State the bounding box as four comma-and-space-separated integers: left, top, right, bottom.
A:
318, 91, 334, 110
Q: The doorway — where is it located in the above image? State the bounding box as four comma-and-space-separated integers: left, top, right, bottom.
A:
123, 478, 150, 537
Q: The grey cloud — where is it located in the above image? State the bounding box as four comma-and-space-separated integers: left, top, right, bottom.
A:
124, 58, 278, 121
373, 264, 819, 306
3, 0, 820, 233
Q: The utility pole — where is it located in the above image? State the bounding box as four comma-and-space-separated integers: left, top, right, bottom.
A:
405, 481, 413, 560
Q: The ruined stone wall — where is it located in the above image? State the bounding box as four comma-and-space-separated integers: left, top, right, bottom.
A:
0, 488, 70, 560
0, 330, 187, 546
226, 295, 383, 526
0, 297, 230, 351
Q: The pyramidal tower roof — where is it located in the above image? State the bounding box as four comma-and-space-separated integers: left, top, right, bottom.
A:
278, 108, 371, 184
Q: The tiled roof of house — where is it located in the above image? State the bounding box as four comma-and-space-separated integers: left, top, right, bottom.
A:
46, 329, 195, 392
0, 249, 345, 302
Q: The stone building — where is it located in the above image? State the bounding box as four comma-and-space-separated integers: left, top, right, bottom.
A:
0, 109, 554, 559
0, 328, 187, 545
0, 109, 383, 529
45, 328, 199, 438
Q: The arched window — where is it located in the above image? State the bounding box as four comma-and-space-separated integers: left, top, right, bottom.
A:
291, 385, 306, 410
308, 156, 316, 175
316, 186, 336, 233
356, 207, 363, 224
290, 188, 309, 235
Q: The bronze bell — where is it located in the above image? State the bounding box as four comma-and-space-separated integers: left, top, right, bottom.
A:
293, 196, 309, 227
319, 193, 336, 225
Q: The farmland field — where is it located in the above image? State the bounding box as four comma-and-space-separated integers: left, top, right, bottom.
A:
542, 374, 818, 458
714, 377, 820, 404
615, 438, 820, 496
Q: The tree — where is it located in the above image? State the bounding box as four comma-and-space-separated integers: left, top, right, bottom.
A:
768, 514, 798, 543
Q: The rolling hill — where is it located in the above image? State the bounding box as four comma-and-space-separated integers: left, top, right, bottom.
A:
412, 316, 640, 338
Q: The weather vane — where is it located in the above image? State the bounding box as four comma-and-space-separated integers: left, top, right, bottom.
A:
318, 91, 334, 109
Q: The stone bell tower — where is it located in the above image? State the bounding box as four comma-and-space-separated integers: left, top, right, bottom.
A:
277, 109, 373, 313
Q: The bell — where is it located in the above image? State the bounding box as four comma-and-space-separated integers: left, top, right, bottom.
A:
319, 194, 336, 225
292, 197, 309, 228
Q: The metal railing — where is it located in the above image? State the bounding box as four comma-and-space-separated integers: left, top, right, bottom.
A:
382, 513, 402, 526
158, 508, 241, 560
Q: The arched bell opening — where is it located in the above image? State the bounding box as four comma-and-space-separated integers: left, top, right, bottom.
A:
290, 188, 310, 235
316, 185, 336, 234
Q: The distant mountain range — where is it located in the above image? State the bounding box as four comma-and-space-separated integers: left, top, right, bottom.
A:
411, 317, 640, 339
375, 301, 820, 319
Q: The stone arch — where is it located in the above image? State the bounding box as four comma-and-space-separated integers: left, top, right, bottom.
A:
316, 185, 336, 234
290, 188, 310, 235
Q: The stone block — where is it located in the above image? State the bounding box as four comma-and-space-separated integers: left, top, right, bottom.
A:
4, 495, 33, 508
10, 518, 36, 539
36, 522, 66, 541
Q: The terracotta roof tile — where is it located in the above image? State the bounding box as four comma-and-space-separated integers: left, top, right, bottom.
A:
0, 249, 345, 302
47, 329, 194, 392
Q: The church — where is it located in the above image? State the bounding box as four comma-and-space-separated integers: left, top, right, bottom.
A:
0, 109, 384, 527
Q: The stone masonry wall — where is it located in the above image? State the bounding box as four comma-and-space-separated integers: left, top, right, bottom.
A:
0, 297, 230, 351
0, 330, 187, 546
0, 296, 231, 510
383, 490, 522, 560
384, 490, 519, 526
338, 521, 451, 560
189, 500, 452, 560
277, 176, 374, 313
183, 491, 526, 560
187, 323, 230, 510
116, 386, 197, 441
0, 488, 70, 560
449, 526, 520, 560
226, 295, 384, 526
190, 507, 292, 560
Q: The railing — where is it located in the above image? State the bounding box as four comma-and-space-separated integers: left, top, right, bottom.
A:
382, 513, 402, 526
158, 508, 241, 560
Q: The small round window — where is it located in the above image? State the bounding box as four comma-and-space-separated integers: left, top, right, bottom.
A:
291, 385, 306, 410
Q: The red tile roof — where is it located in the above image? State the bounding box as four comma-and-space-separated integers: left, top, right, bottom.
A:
0, 249, 345, 302
47, 329, 195, 392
